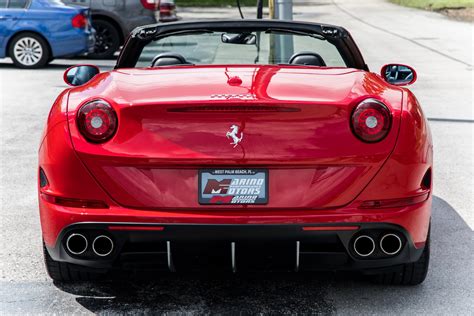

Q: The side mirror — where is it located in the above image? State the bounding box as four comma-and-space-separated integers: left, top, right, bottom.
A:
64, 65, 100, 86
381, 64, 417, 86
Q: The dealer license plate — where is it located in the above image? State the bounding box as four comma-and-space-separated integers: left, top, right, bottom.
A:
198, 169, 268, 205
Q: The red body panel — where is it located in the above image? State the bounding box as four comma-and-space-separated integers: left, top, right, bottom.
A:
39, 196, 431, 248
65, 66, 402, 209
38, 65, 432, 250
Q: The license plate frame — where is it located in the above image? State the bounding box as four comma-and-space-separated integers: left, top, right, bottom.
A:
198, 169, 269, 205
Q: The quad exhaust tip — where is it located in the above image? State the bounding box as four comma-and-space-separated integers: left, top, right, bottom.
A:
353, 235, 375, 257
92, 235, 114, 257
380, 233, 402, 256
66, 233, 88, 255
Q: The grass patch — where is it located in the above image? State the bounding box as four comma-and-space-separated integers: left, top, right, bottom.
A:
390, 0, 474, 10
176, 0, 267, 7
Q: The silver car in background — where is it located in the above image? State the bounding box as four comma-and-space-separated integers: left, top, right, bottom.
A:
63, 0, 177, 58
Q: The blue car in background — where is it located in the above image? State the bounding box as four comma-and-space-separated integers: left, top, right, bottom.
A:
0, 0, 95, 68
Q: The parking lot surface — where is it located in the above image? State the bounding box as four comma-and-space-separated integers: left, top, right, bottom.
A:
1, 0, 473, 314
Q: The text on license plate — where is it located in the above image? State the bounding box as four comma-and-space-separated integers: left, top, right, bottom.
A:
198, 169, 268, 205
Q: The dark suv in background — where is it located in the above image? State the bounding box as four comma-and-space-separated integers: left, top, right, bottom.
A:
63, 0, 177, 58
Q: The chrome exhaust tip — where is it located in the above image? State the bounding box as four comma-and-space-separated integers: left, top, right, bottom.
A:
92, 235, 114, 257
380, 233, 402, 256
66, 233, 88, 255
353, 235, 375, 257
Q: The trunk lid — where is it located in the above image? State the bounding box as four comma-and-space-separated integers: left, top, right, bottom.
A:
67, 66, 402, 210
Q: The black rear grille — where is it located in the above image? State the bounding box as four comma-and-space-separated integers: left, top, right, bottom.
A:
115, 238, 348, 272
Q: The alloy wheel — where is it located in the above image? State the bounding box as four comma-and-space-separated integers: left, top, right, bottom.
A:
13, 37, 43, 66
94, 24, 114, 54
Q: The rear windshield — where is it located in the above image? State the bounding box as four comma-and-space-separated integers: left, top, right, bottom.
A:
136, 30, 347, 68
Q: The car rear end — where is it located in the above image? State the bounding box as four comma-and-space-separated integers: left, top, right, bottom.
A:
32, 0, 95, 57
38, 66, 432, 277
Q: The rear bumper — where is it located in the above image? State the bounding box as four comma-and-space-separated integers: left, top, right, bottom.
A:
40, 197, 431, 247
41, 198, 431, 272
45, 222, 424, 272
50, 29, 95, 57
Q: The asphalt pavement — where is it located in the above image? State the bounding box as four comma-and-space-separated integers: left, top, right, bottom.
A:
1, 0, 473, 314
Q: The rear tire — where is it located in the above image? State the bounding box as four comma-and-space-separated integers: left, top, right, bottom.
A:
89, 19, 121, 59
372, 229, 430, 285
43, 242, 104, 282
9, 33, 50, 69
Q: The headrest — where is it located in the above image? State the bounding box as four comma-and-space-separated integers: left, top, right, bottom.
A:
288, 52, 326, 66
151, 53, 189, 67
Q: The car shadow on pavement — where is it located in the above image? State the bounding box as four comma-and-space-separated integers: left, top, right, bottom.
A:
53, 196, 473, 314
56, 272, 339, 314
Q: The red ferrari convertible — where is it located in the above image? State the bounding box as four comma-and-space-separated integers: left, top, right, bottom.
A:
39, 20, 432, 284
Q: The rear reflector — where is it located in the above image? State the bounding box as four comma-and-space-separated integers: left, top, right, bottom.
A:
359, 192, 429, 209
39, 168, 48, 188
108, 226, 165, 231
302, 226, 359, 231
421, 168, 432, 190
414, 241, 426, 249
40, 192, 108, 209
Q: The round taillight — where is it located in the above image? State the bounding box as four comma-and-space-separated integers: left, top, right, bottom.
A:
77, 100, 117, 143
71, 13, 87, 29
351, 98, 391, 142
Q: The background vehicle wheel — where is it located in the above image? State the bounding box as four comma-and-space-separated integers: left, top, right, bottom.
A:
372, 228, 430, 285
89, 19, 121, 59
9, 33, 50, 69
43, 242, 104, 282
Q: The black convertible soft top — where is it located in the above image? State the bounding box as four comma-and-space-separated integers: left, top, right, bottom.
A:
115, 19, 368, 71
